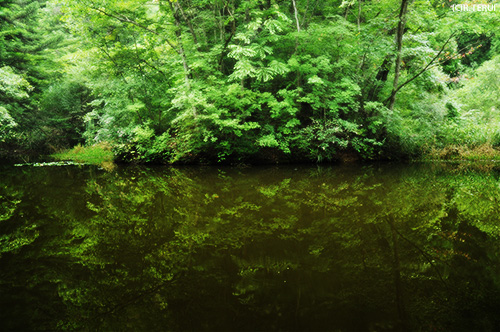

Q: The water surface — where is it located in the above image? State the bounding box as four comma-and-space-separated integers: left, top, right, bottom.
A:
1, 163, 500, 331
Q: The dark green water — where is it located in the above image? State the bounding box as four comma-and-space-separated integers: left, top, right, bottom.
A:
1, 163, 500, 331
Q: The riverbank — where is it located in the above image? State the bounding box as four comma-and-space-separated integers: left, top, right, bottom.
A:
421, 143, 500, 162
50, 141, 500, 165
3, 141, 500, 167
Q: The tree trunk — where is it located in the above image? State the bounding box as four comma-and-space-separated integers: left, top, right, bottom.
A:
388, 0, 411, 110
368, 55, 391, 101
292, 0, 301, 33
168, 1, 192, 86
175, 1, 198, 45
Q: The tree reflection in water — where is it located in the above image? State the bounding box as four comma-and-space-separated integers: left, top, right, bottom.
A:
1, 163, 500, 331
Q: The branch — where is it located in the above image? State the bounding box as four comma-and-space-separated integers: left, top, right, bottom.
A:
386, 31, 457, 105
88, 6, 180, 55
393, 227, 450, 290
99, 44, 128, 84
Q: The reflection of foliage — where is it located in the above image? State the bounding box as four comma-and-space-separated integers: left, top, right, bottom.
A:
1, 164, 500, 330
452, 173, 500, 237
0, 191, 32, 255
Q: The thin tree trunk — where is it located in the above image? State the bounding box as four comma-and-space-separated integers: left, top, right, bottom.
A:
175, 1, 198, 45
368, 55, 391, 101
168, 1, 196, 118
388, 0, 411, 110
292, 0, 300, 32
168, 1, 192, 86
292, 0, 301, 88
218, 1, 236, 72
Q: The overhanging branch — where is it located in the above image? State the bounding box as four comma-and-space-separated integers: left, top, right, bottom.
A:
386, 31, 457, 106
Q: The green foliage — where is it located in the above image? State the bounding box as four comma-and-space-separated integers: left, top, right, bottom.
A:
295, 119, 382, 162
113, 126, 173, 163
0, 0, 74, 157
0, 106, 18, 143
454, 55, 500, 115
0, 66, 33, 100
0, 66, 31, 147
0, 0, 498, 162
166, 84, 262, 163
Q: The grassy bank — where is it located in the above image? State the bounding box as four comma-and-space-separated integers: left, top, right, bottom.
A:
52, 142, 115, 168
422, 143, 500, 162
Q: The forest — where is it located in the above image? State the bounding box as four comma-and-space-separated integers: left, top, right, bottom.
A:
2, 2, 500, 329
0, 0, 499, 164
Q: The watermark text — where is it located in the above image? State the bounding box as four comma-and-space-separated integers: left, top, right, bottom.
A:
451, 3, 497, 11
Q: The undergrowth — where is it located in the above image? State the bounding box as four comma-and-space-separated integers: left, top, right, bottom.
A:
422, 143, 500, 161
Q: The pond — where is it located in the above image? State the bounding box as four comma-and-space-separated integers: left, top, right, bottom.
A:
1, 162, 500, 331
